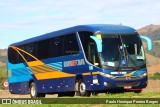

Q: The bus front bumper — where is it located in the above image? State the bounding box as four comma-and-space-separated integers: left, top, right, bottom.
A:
90, 74, 148, 91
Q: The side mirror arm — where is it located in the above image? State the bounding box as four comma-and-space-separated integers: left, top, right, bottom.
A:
90, 36, 102, 52
140, 35, 152, 51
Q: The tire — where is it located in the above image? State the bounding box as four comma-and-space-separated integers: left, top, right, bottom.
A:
39, 93, 46, 97
58, 92, 75, 97
78, 80, 91, 96
67, 91, 75, 97
92, 92, 99, 96
30, 82, 46, 98
134, 90, 142, 93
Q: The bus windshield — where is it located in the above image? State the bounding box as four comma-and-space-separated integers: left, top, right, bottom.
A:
98, 34, 145, 70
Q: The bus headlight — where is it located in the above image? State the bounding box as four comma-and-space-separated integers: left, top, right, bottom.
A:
100, 72, 115, 79
139, 72, 147, 78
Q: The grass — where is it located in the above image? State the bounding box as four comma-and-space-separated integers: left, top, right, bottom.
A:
0, 92, 160, 107
0, 104, 159, 107
0, 66, 7, 89
148, 72, 160, 80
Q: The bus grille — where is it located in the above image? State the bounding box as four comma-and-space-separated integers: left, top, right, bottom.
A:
114, 76, 140, 80
116, 82, 140, 87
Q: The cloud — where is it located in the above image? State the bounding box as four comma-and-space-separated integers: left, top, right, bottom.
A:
0, 0, 160, 48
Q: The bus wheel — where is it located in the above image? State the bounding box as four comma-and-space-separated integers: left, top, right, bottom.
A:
30, 82, 46, 98
92, 92, 99, 96
30, 82, 38, 98
58, 92, 75, 97
38, 93, 46, 97
66, 91, 75, 97
78, 80, 91, 96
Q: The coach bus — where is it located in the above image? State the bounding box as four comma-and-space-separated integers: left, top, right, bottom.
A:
7, 24, 152, 98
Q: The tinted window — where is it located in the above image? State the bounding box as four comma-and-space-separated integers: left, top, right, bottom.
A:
51, 36, 64, 57
8, 33, 79, 63
8, 46, 25, 64
37, 39, 50, 59
18, 45, 25, 63
50, 33, 79, 57
8, 47, 18, 64
79, 31, 100, 66
64, 33, 79, 55
24, 43, 35, 61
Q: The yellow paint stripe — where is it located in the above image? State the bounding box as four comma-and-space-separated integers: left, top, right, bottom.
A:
83, 72, 91, 76
37, 65, 56, 71
10, 46, 76, 80
27, 61, 44, 67
30, 65, 58, 74
35, 71, 76, 80
11, 47, 28, 63
10, 46, 45, 67
125, 71, 136, 77
10, 46, 39, 61
30, 67, 46, 74
92, 71, 100, 75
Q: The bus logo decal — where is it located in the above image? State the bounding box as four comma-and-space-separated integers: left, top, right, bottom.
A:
64, 59, 85, 67
126, 76, 131, 80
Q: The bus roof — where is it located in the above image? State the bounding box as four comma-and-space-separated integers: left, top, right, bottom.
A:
10, 24, 137, 46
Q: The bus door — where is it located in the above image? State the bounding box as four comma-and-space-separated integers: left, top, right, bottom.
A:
88, 42, 99, 66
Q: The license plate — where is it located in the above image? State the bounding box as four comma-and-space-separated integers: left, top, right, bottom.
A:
124, 86, 132, 89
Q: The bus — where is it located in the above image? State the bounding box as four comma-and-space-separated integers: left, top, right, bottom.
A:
7, 24, 152, 98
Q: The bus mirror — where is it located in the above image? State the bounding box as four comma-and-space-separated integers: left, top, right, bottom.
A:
140, 35, 152, 51
90, 36, 102, 52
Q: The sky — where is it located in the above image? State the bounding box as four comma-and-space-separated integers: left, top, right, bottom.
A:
0, 0, 160, 48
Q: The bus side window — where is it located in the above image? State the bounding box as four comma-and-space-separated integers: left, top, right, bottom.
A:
37, 39, 50, 59
18, 45, 25, 63
26, 43, 35, 61
51, 36, 64, 57
64, 33, 79, 55
88, 42, 98, 65
8, 47, 18, 64
78, 31, 100, 66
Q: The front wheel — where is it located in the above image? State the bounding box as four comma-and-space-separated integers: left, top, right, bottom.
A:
134, 89, 142, 93
78, 80, 91, 96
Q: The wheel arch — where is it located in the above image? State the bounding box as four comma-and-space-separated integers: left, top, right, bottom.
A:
75, 74, 84, 91
28, 79, 35, 93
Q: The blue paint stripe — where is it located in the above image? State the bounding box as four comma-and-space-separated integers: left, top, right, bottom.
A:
12, 71, 20, 76
26, 67, 33, 74
14, 69, 29, 75
51, 63, 62, 67
47, 64, 62, 70
8, 75, 32, 83
132, 68, 147, 76
49, 63, 62, 68
12, 67, 33, 76
55, 62, 62, 64
8, 62, 26, 70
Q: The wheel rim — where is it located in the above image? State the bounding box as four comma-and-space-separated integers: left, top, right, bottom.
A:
79, 82, 86, 95
31, 85, 36, 97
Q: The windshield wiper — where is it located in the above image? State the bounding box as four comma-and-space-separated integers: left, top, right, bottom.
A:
117, 35, 140, 70
116, 45, 122, 70
125, 52, 141, 70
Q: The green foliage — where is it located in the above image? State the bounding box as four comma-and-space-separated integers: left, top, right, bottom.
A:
0, 56, 6, 63
0, 66, 7, 90
145, 42, 160, 58
148, 72, 160, 80
0, 49, 7, 63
